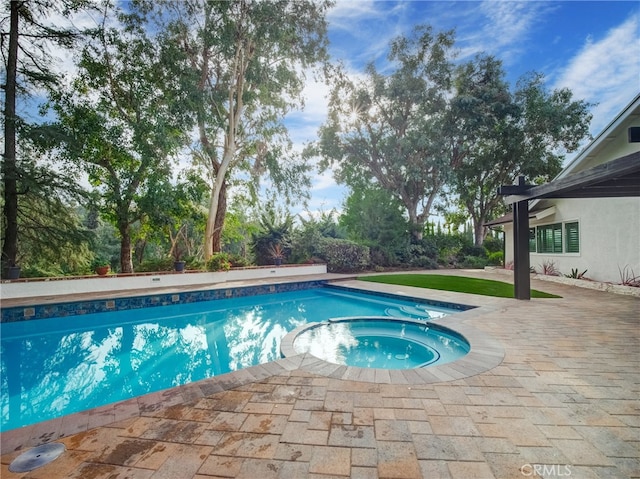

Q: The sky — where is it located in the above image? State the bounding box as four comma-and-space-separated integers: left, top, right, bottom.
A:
293, 0, 640, 216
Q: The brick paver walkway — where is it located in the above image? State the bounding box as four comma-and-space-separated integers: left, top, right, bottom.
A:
1, 271, 638, 478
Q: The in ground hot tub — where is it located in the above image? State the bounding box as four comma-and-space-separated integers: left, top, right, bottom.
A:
281, 317, 470, 369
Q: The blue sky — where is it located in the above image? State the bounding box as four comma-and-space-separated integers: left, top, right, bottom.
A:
295, 0, 640, 216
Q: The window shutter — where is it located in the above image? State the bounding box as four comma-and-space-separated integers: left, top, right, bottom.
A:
529, 228, 536, 252
565, 222, 579, 253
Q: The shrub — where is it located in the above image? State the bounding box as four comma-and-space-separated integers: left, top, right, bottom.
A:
539, 260, 560, 276
564, 268, 588, 279
460, 255, 488, 269
487, 251, 504, 266
459, 244, 487, 259
137, 257, 174, 272
482, 236, 503, 254
207, 252, 232, 272
227, 253, 252, 268
316, 238, 370, 273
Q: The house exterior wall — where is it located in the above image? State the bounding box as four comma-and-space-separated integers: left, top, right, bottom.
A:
504, 197, 640, 283
501, 95, 640, 284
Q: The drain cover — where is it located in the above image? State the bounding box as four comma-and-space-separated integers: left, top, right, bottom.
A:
9, 443, 65, 472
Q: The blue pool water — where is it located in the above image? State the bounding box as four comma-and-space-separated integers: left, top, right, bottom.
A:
1, 287, 461, 431
292, 318, 469, 369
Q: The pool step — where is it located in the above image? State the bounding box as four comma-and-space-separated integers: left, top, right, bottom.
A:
384, 306, 431, 320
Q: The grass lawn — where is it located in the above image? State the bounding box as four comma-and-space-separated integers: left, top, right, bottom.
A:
358, 273, 562, 299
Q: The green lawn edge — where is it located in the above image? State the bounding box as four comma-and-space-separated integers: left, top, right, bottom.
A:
357, 273, 562, 299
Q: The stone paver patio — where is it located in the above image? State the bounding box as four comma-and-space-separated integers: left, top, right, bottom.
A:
1, 270, 638, 478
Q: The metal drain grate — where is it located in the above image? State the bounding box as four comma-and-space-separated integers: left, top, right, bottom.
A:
9, 443, 65, 473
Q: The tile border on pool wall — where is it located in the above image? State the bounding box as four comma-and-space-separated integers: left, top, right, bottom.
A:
324, 283, 475, 312
0, 280, 329, 323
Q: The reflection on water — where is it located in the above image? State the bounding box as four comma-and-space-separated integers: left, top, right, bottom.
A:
294, 320, 468, 369
1, 288, 459, 431
1, 298, 309, 431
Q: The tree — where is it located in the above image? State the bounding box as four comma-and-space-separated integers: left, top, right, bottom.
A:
449, 55, 592, 245
45, 3, 189, 272
318, 25, 456, 241
1, 0, 88, 277
138, 0, 332, 260
340, 185, 408, 261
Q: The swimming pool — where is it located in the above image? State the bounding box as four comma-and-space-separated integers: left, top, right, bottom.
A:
1, 286, 465, 431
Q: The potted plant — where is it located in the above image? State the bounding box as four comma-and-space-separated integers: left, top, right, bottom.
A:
91, 256, 111, 276
268, 243, 285, 266
6, 260, 21, 280
169, 225, 188, 272
171, 246, 186, 272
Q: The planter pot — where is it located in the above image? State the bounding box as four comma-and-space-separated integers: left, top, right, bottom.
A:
174, 261, 186, 272
7, 266, 21, 280
274, 258, 282, 267
95, 266, 110, 276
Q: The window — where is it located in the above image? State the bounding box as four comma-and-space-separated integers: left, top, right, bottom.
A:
529, 228, 536, 252
537, 223, 563, 253
530, 221, 580, 254
565, 222, 579, 253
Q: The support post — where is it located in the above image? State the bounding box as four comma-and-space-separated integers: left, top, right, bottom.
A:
513, 199, 531, 300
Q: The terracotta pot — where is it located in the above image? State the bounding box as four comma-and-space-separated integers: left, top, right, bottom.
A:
95, 266, 110, 276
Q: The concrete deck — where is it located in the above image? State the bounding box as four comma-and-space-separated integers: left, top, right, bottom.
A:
1, 270, 638, 478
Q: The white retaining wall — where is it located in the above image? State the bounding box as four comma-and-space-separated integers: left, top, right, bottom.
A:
0, 265, 327, 300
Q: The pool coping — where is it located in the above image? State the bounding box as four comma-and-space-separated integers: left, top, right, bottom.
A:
280, 311, 504, 384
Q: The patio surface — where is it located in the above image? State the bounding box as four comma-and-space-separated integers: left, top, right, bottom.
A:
1, 270, 638, 478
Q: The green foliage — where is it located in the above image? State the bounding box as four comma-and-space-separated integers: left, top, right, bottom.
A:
136, 258, 174, 273
251, 205, 293, 265
564, 268, 588, 279
90, 256, 111, 269
43, 3, 191, 273
289, 209, 345, 264
487, 251, 504, 266
460, 255, 488, 269
359, 274, 561, 299
227, 254, 251, 268
315, 238, 370, 273
400, 239, 438, 270
482, 235, 503, 254
318, 24, 456, 239
449, 55, 592, 245
206, 253, 232, 272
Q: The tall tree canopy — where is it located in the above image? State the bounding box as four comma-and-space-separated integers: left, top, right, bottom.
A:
45, 2, 189, 272
137, 0, 333, 259
1, 0, 89, 276
449, 56, 592, 245
318, 25, 456, 240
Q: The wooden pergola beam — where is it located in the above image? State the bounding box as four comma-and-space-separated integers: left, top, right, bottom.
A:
503, 151, 640, 203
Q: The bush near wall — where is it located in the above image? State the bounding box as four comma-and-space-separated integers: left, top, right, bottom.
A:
316, 238, 370, 273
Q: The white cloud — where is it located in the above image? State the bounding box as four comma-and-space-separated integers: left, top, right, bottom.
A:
552, 14, 640, 134
456, 1, 553, 63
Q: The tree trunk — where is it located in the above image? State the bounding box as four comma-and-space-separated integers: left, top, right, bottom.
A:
204, 148, 233, 259
1, 1, 19, 277
119, 224, 133, 273
473, 218, 487, 246
211, 181, 227, 254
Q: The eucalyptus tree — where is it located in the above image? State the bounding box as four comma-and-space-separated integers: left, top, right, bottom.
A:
318, 25, 456, 241
1, 0, 91, 276
448, 55, 592, 245
45, 3, 189, 272
137, 0, 332, 259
